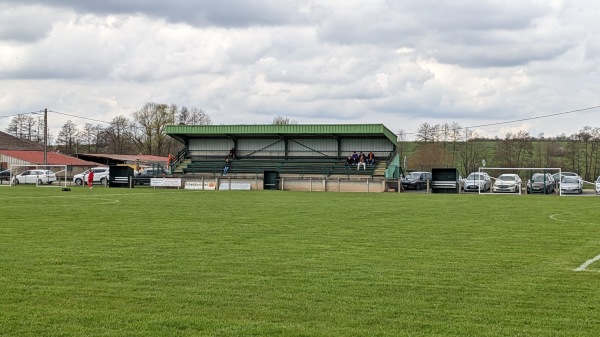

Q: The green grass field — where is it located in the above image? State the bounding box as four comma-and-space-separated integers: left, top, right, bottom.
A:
1, 186, 599, 336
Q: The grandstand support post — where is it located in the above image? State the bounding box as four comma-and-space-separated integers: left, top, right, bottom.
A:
367, 179, 370, 193
281, 177, 284, 190
323, 179, 326, 192
216, 178, 219, 191
201, 177, 205, 190
310, 178, 313, 192
228, 176, 231, 190
338, 178, 340, 192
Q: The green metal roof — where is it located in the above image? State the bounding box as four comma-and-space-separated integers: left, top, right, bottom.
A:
166, 124, 398, 144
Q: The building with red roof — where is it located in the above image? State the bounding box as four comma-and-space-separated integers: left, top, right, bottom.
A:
0, 131, 97, 173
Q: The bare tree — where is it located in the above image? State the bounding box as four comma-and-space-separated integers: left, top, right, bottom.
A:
272, 116, 297, 125
132, 103, 176, 156
104, 115, 134, 154
5, 114, 38, 140
177, 106, 212, 125
56, 120, 79, 154
577, 126, 594, 181
411, 142, 451, 171
79, 123, 104, 153
458, 129, 488, 175
415, 122, 436, 143
449, 122, 462, 167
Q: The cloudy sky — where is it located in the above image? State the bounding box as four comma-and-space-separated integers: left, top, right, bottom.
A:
1, 0, 599, 140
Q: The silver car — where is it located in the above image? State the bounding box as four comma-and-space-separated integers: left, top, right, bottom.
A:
560, 176, 583, 194
463, 172, 491, 192
492, 174, 522, 193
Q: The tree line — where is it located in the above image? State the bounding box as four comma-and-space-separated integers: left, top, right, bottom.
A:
5, 105, 299, 158
402, 122, 600, 182
5, 103, 212, 157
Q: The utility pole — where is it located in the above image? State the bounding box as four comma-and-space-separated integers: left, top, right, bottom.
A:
44, 108, 48, 165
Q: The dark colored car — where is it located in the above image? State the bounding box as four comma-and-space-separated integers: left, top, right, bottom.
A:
527, 173, 556, 194
0, 169, 10, 184
134, 168, 168, 185
401, 171, 432, 190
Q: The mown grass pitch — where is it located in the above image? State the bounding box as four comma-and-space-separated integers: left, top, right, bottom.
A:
1, 186, 599, 336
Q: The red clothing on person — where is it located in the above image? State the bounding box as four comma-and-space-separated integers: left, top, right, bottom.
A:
87, 171, 94, 188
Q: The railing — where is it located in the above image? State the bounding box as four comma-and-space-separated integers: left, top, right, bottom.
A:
182, 158, 377, 178
170, 147, 188, 171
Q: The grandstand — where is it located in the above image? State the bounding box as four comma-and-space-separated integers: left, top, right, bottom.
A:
166, 124, 402, 191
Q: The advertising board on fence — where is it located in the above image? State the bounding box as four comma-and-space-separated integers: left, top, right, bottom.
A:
185, 181, 217, 190
150, 178, 182, 188
218, 182, 252, 190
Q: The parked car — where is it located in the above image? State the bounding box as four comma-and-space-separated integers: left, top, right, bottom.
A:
527, 173, 556, 194
134, 168, 168, 185
492, 174, 522, 193
0, 169, 10, 183
560, 176, 583, 194
13, 169, 57, 185
401, 171, 432, 190
463, 172, 491, 192
552, 172, 580, 182
596, 176, 600, 195
73, 167, 110, 186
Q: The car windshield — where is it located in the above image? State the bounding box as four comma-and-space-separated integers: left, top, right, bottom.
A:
407, 172, 422, 179
562, 177, 578, 184
498, 175, 515, 181
467, 174, 484, 180
532, 175, 549, 182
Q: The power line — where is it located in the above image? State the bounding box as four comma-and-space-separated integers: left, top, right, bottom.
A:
399, 105, 600, 135
0, 111, 44, 119
49, 110, 112, 125
3, 104, 600, 135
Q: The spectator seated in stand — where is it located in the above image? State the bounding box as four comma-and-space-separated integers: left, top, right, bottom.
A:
351, 151, 359, 164
367, 151, 375, 165
222, 157, 231, 175
357, 153, 366, 170
228, 147, 237, 159
346, 155, 354, 165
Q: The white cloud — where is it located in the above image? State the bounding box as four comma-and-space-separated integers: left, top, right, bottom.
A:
0, 0, 599, 140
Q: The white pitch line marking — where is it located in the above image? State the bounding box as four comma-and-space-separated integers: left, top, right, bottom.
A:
549, 213, 569, 222
574, 254, 600, 272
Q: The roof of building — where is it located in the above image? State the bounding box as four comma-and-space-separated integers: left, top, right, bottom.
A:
0, 150, 98, 166
0, 131, 44, 151
165, 124, 399, 144
73, 153, 169, 166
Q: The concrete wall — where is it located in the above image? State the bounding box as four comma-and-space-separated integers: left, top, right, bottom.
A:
180, 176, 387, 192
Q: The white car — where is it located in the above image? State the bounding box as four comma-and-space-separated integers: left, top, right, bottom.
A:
73, 167, 109, 186
596, 176, 600, 195
560, 176, 583, 194
463, 172, 491, 192
13, 169, 57, 185
492, 174, 522, 193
